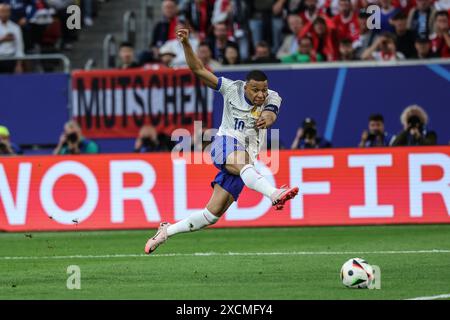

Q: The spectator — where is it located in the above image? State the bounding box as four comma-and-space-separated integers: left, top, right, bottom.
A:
247, 0, 284, 53
291, 117, 332, 149
333, 0, 360, 42
222, 42, 241, 65
207, 21, 236, 63
158, 45, 177, 68
413, 36, 437, 58
229, 0, 252, 61
276, 14, 304, 59
353, 9, 377, 60
138, 47, 158, 66
26, 0, 54, 52
0, 125, 22, 155
0, 3, 23, 73
247, 41, 280, 63
151, 0, 179, 49
379, 0, 400, 33
300, 0, 333, 27
160, 18, 200, 66
179, 0, 215, 40
0, 0, 27, 25
359, 114, 396, 147
408, 0, 436, 38
391, 105, 438, 146
271, 0, 287, 53
430, 10, 450, 58
329, 0, 360, 16
391, 11, 417, 58
338, 37, 357, 60
47, 0, 76, 51
281, 36, 324, 63
54, 120, 99, 155
118, 42, 140, 69
197, 41, 221, 69
362, 32, 405, 60
82, 0, 94, 27
134, 125, 173, 153
299, 16, 338, 61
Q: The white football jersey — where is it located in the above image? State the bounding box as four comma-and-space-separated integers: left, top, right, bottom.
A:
216, 77, 282, 162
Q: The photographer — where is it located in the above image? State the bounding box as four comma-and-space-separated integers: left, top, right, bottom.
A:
391, 105, 437, 146
134, 125, 173, 153
291, 118, 332, 149
53, 120, 99, 155
0, 125, 22, 155
359, 114, 396, 147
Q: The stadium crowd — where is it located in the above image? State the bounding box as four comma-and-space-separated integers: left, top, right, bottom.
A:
126, 0, 450, 70
0, 0, 102, 73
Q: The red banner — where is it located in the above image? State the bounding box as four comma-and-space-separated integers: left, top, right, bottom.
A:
71, 68, 214, 138
0, 147, 449, 232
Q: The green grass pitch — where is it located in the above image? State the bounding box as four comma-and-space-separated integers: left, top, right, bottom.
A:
1, 225, 450, 300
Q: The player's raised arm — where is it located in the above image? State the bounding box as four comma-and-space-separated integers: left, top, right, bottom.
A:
176, 28, 219, 90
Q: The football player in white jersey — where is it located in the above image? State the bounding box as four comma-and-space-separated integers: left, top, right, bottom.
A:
145, 28, 299, 254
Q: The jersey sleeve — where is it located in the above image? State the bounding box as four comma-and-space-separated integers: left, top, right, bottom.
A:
215, 77, 235, 96
264, 91, 282, 115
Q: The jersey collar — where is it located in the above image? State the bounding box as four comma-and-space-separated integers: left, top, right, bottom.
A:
244, 93, 253, 106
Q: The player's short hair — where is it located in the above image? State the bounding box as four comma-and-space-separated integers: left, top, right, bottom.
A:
369, 114, 384, 123
246, 70, 268, 82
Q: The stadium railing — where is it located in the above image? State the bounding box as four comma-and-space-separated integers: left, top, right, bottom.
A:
0, 54, 71, 73
103, 34, 117, 69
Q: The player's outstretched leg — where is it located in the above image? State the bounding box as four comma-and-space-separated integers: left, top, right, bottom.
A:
226, 150, 299, 210
144, 185, 234, 254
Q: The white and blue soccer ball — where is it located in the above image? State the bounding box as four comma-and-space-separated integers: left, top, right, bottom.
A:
340, 258, 374, 289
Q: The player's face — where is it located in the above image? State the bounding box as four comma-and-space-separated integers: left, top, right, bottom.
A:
244, 80, 269, 106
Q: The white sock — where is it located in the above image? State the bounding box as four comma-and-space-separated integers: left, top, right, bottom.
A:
167, 208, 219, 237
240, 164, 277, 198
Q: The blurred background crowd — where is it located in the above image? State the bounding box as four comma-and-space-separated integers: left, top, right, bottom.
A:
0, 0, 449, 73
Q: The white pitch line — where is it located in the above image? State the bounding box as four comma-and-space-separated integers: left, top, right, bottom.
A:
1, 249, 450, 261
405, 293, 450, 300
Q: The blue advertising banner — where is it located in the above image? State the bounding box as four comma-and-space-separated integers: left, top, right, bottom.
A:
0, 73, 70, 145
214, 62, 450, 148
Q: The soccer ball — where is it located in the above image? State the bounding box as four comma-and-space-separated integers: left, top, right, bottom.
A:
340, 258, 374, 289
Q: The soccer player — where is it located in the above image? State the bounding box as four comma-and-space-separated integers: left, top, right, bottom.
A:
144, 28, 299, 254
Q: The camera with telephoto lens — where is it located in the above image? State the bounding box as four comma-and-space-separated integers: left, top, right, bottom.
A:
367, 130, 383, 141
66, 132, 79, 143
407, 115, 423, 131
141, 137, 155, 148
303, 126, 317, 139
0, 140, 7, 153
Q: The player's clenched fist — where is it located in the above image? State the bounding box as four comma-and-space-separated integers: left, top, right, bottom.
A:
176, 28, 189, 44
